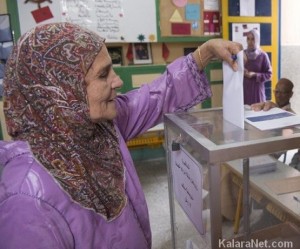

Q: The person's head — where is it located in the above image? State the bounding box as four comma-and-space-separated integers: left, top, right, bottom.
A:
3, 23, 126, 220
273, 78, 294, 108
246, 29, 260, 51
4, 22, 123, 138
85, 45, 123, 122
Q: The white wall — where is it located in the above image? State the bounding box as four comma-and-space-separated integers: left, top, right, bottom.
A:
281, 0, 300, 46
281, 0, 300, 114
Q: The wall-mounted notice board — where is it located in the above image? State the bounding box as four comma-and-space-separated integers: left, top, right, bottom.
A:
159, 0, 220, 38
16, 0, 157, 43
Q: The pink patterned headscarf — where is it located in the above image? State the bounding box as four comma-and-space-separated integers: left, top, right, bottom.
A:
3, 22, 126, 221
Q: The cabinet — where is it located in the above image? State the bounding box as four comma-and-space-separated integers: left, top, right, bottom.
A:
164, 108, 300, 248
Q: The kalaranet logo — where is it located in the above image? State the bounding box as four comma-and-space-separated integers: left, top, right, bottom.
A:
219, 238, 294, 248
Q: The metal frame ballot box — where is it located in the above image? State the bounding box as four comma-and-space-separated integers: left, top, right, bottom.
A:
164, 108, 300, 249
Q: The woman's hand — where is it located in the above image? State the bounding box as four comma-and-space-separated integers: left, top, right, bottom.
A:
244, 70, 256, 78
193, 39, 243, 71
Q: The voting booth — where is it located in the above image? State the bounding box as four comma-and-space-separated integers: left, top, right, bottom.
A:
164, 108, 300, 249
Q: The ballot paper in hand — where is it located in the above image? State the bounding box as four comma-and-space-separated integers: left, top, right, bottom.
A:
223, 50, 244, 129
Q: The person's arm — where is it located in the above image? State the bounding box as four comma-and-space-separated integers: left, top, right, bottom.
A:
115, 39, 242, 140
244, 52, 272, 82
244, 70, 256, 79
251, 101, 277, 111
0, 195, 74, 249
192, 39, 240, 71
115, 54, 208, 140
255, 52, 272, 83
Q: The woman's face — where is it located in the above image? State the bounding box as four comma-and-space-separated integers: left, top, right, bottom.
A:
246, 32, 255, 50
85, 46, 123, 122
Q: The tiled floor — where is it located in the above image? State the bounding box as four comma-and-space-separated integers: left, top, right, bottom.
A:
135, 157, 249, 249
135, 157, 172, 249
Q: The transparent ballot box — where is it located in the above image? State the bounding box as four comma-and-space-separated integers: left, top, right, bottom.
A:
164, 108, 300, 249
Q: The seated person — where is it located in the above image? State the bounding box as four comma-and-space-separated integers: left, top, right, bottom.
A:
221, 79, 295, 230
290, 149, 300, 170
251, 78, 299, 164
251, 78, 294, 113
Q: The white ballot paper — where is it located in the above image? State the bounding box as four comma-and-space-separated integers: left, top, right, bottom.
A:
223, 50, 244, 129
245, 107, 300, 130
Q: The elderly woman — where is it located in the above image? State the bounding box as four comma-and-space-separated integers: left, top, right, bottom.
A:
0, 22, 241, 249
243, 28, 272, 105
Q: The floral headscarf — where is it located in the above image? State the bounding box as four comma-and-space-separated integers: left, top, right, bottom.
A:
245, 28, 261, 60
3, 22, 126, 221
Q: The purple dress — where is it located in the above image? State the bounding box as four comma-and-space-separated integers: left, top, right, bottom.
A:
243, 50, 272, 105
0, 54, 211, 249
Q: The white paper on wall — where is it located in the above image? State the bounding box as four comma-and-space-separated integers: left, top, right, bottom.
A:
171, 146, 205, 235
240, 0, 255, 16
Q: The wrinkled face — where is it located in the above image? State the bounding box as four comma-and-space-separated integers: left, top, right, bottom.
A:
246, 32, 255, 50
85, 46, 123, 122
274, 83, 293, 108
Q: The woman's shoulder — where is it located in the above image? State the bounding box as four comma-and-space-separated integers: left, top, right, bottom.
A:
259, 49, 268, 56
0, 141, 75, 248
253, 49, 268, 59
0, 141, 72, 211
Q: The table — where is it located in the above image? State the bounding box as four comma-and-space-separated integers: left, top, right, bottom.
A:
164, 108, 300, 249
225, 158, 300, 231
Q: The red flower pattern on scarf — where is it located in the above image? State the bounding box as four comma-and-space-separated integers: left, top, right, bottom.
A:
3, 22, 126, 221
